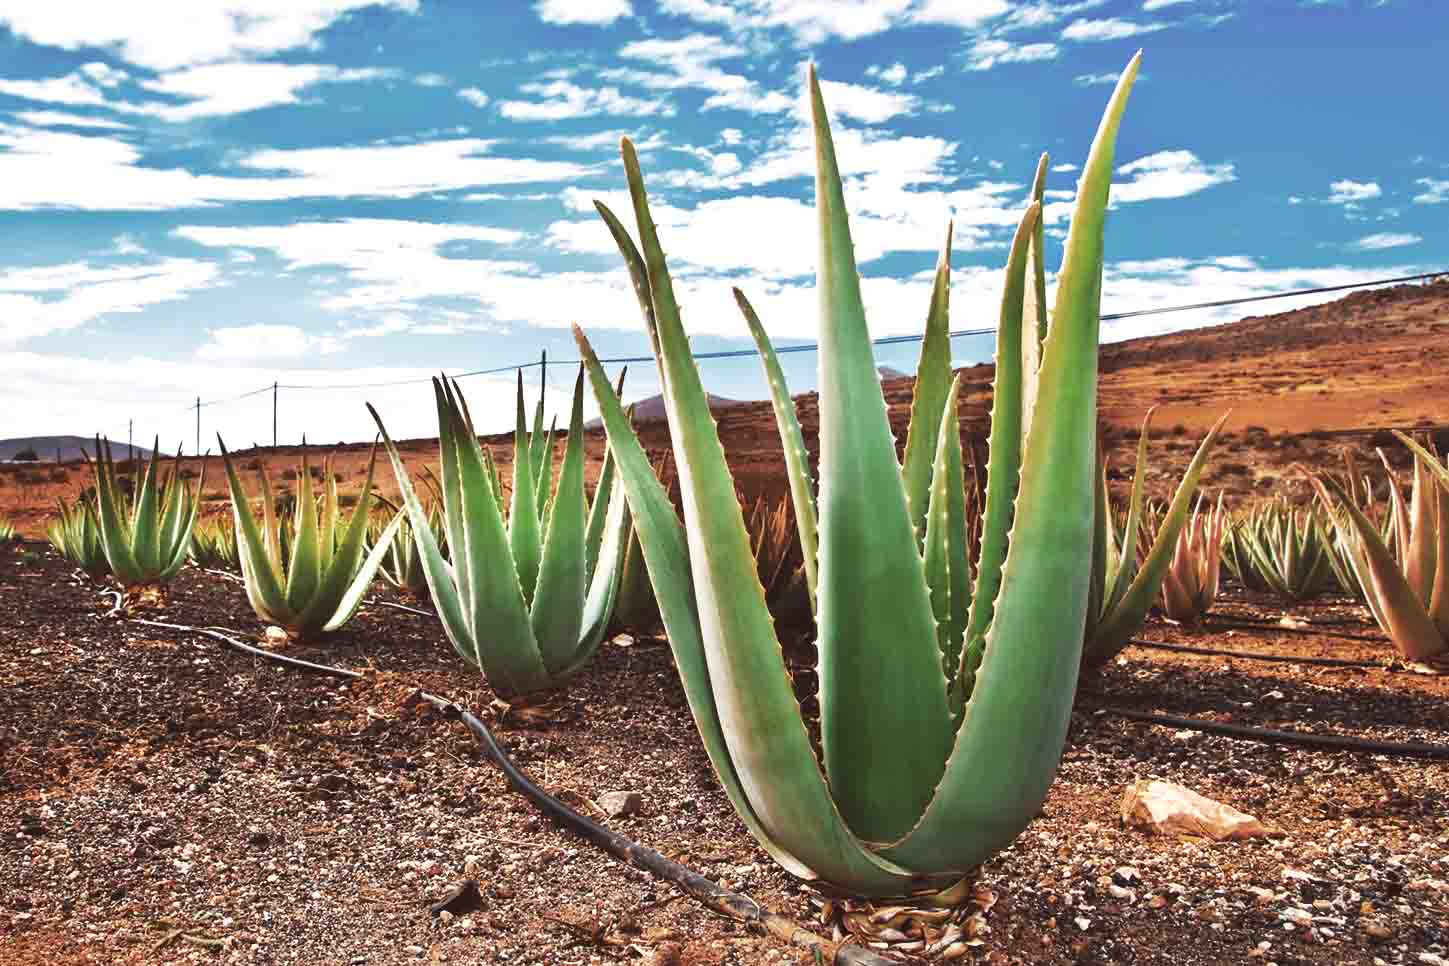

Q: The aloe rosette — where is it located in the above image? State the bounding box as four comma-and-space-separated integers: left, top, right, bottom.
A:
48, 498, 110, 577
220, 442, 401, 640
1160, 492, 1227, 624
1314, 433, 1449, 661
87, 437, 202, 593
368, 368, 633, 693
570, 60, 1140, 897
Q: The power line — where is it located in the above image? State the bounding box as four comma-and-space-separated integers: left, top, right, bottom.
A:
187, 268, 1445, 409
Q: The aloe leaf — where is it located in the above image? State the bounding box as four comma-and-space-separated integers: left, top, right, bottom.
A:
808, 66, 952, 841
937, 383, 974, 712
509, 371, 544, 604
530, 368, 589, 673
1019, 152, 1051, 451
1405, 453, 1436, 604
1087, 412, 1229, 663
89, 440, 139, 584
284, 452, 323, 615
219, 438, 288, 618
564, 476, 632, 677
899, 223, 955, 541
957, 201, 1042, 699
323, 509, 404, 633
886, 55, 1140, 874
131, 441, 162, 577
924, 376, 969, 688
577, 324, 918, 895
368, 394, 477, 667
1102, 407, 1156, 616
733, 288, 819, 611
295, 445, 381, 634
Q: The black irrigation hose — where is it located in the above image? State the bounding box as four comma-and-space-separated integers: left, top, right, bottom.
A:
129, 617, 891, 966
1128, 637, 1383, 669
1204, 618, 1389, 644
1097, 707, 1449, 761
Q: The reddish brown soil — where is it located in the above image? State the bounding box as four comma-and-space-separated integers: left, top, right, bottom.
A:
3, 536, 1448, 965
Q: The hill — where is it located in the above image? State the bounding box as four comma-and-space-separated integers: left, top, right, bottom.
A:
0, 436, 160, 463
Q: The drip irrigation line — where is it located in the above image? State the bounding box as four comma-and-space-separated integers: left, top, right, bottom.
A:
187, 269, 1447, 406
129, 617, 889, 966
1204, 618, 1388, 643
1128, 637, 1382, 669
364, 598, 436, 618
1097, 707, 1449, 761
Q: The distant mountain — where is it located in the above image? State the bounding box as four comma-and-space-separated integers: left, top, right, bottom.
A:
584, 392, 744, 429
0, 436, 160, 463
877, 366, 910, 381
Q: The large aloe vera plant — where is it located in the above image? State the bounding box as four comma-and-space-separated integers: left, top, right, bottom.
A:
1226, 498, 1338, 601
1079, 410, 1226, 667
1314, 434, 1449, 661
571, 61, 1140, 897
86, 438, 202, 595
368, 368, 632, 693
220, 442, 401, 640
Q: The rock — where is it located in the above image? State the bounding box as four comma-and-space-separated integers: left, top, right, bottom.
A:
599, 790, 643, 818
649, 941, 683, 966
1120, 779, 1281, 841
430, 879, 483, 917
1362, 919, 1393, 940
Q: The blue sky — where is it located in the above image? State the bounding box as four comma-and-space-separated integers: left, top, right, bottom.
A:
0, 0, 1443, 447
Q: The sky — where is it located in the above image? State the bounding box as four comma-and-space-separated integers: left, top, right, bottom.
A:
0, 0, 1444, 449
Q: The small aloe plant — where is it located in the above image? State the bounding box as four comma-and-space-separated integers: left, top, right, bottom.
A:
48, 498, 110, 577
573, 59, 1140, 896
220, 442, 401, 640
86, 437, 202, 597
1080, 409, 1227, 666
1160, 492, 1227, 624
368, 368, 633, 693
1314, 433, 1449, 662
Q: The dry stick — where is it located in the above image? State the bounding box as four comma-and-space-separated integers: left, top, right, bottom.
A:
365, 597, 435, 618
1202, 618, 1388, 644
128, 618, 892, 966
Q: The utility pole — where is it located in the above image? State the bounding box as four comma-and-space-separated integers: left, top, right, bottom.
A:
195, 396, 201, 456
128, 419, 133, 464
273, 381, 279, 450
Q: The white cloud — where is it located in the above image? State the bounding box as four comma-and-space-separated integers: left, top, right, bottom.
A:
1352, 232, 1421, 251
1051, 162, 1078, 173
607, 34, 792, 115
967, 39, 1060, 70
135, 62, 391, 121
867, 62, 908, 86
0, 64, 121, 106
1074, 71, 1122, 86
0, 126, 593, 210
1141, 0, 1191, 8
109, 234, 145, 256
535, 0, 633, 25
817, 80, 919, 123
0, 1, 420, 71
1111, 150, 1236, 203
1061, 17, 1165, 41
12, 109, 132, 130
498, 80, 672, 120
0, 257, 220, 343
1412, 177, 1449, 204
196, 324, 343, 361
1326, 179, 1381, 204
911, 0, 1012, 27
458, 86, 490, 108
174, 219, 525, 267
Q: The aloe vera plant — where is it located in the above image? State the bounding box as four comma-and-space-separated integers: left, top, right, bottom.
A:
0, 516, 17, 542
86, 438, 202, 595
220, 442, 401, 640
572, 60, 1140, 896
1080, 410, 1227, 667
1314, 433, 1449, 661
48, 498, 110, 577
1160, 493, 1226, 624
373, 502, 444, 597
368, 368, 633, 693
1226, 498, 1337, 601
